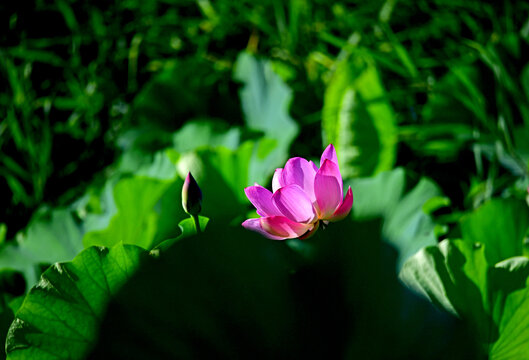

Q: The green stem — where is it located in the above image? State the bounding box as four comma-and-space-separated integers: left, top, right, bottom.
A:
192, 214, 201, 234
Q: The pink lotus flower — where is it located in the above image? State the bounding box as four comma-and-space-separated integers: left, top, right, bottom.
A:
242, 144, 353, 240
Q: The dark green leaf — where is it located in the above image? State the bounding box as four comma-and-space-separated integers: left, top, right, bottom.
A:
90, 219, 476, 359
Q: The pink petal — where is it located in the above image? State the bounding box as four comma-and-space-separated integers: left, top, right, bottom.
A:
320, 144, 339, 170
272, 184, 316, 223
272, 168, 283, 193
242, 218, 285, 240
261, 216, 312, 239
281, 157, 318, 202
244, 185, 282, 217
314, 159, 343, 219
329, 186, 353, 221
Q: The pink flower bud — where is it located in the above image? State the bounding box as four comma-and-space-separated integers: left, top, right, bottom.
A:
182, 172, 202, 216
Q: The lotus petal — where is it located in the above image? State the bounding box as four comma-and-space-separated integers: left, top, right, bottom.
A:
281, 157, 318, 201
272, 184, 316, 223
242, 218, 284, 240
314, 159, 343, 219
330, 186, 353, 221
320, 144, 339, 169
244, 185, 282, 217
260, 216, 312, 239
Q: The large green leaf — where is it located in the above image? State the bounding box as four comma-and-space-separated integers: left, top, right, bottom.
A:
116, 149, 179, 181
5, 245, 147, 360
82, 151, 186, 250
487, 257, 529, 359
0, 209, 84, 288
346, 168, 441, 269
459, 198, 529, 265
234, 52, 298, 148
82, 176, 176, 250
0, 297, 24, 360
89, 219, 477, 359
172, 119, 241, 152
401, 240, 529, 359
155, 215, 210, 252
400, 240, 493, 342
234, 52, 299, 182
400, 198, 529, 358
322, 54, 397, 178
80, 150, 181, 234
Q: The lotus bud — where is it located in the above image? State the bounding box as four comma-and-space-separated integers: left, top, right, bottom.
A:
182, 172, 202, 216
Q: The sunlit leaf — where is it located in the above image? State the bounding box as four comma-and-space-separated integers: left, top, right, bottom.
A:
172, 119, 241, 152
459, 198, 529, 264
234, 52, 299, 181
82, 176, 176, 250
400, 198, 529, 359
155, 215, 210, 252
0, 209, 84, 289
347, 168, 441, 269
234, 52, 298, 148
5, 245, 147, 360
322, 54, 397, 178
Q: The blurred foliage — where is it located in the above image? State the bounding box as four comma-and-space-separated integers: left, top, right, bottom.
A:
1, 0, 529, 232
1, 0, 529, 358
347, 168, 442, 270
322, 53, 397, 178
